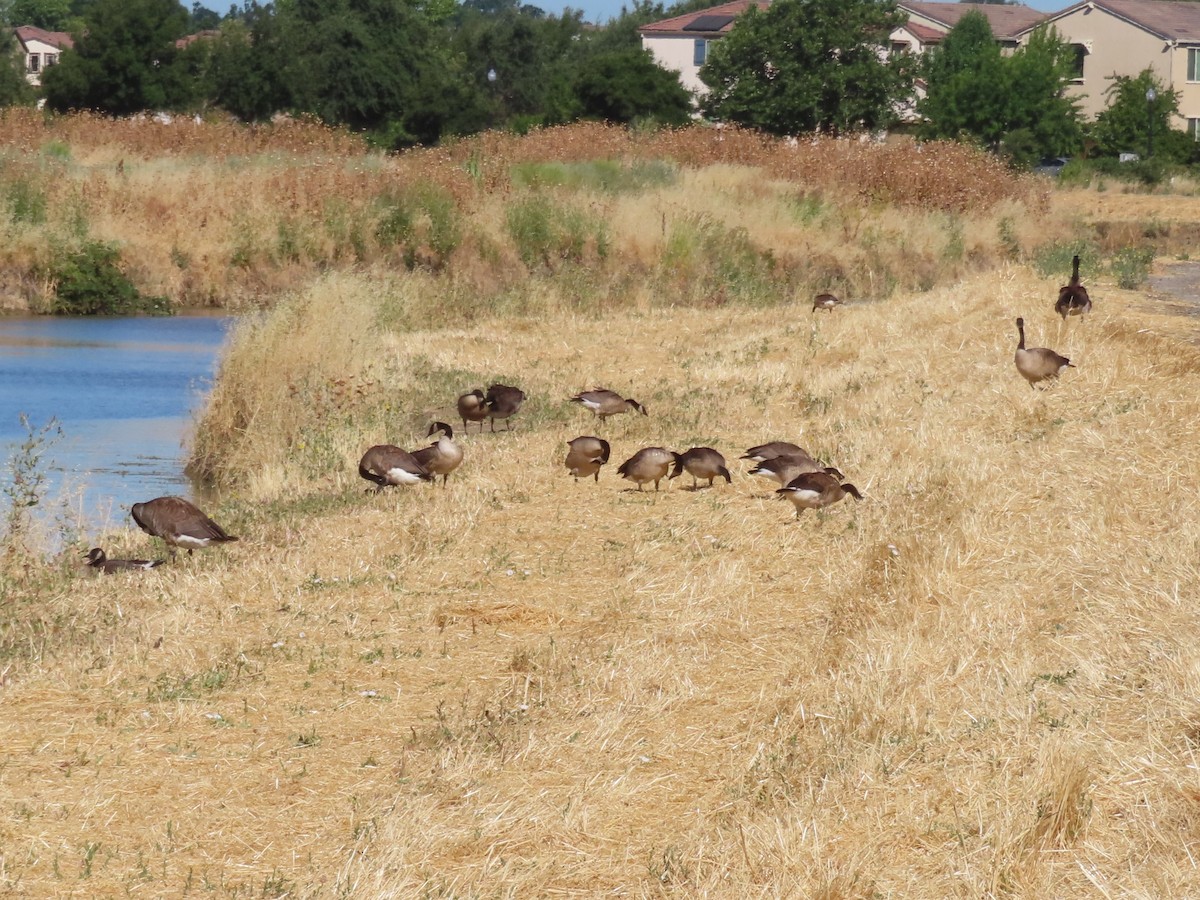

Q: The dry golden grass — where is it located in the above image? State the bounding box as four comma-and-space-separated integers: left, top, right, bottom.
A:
0, 115, 1047, 311
4, 251, 1200, 896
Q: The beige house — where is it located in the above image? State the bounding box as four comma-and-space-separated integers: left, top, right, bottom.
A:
640, 1, 1045, 96
14, 25, 73, 86
1016, 0, 1200, 131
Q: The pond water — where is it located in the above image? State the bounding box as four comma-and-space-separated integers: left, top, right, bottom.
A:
0, 313, 232, 543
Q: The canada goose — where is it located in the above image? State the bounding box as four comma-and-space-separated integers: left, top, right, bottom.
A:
1014, 317, 1074, 388
358, 444, 433, 492
1054, 255, 1092, 320
776, 472, 863, 519
741, 441, 810, 463
130, 496, 239, 556
412, 422, 464, 486
616, 447, 679, 491
484, 383, 525, 431
750, 452, 843, 488
83, 547, 163, 574
564, 435, 611, 482
812, 293, 841, 313
670, 447, 731, 489
457, 389, 488, 431
570, 388, 648, 422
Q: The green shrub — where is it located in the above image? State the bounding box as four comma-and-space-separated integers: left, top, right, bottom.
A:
45, 241, 170, 316
4, 178, 46, 225
505, 196, 608, 270
510, 160, 678, 194
374, 185, 461, 270
1110, 246, 1154, 289
1032, 241, 1099, 279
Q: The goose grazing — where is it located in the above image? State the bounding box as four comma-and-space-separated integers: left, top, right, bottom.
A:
812, 292, 841, 313
412, 422, 464, 486
750, 452, 843, 488
1054, 255, 1092, 320
564, 435, 611, 482
776, 472, 863, 519
130, 497, 239, 556
84, 547, 163, 574
358, 444, 433, 492
457, 389, 489, 431
570, 388, 647, 422
670, 447, 731, 489
1014, 317, 1074, 388
484, 383, 525, 431
616, 447, 679, 492
741, 441, 809, 464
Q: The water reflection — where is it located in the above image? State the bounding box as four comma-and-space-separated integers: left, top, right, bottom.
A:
0, 313, 232, 543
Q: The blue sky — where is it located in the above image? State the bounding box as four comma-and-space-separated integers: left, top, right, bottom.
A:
562, 0, 1069, 27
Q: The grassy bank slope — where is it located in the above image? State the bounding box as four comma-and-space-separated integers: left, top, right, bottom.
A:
2, 260, 1200, 895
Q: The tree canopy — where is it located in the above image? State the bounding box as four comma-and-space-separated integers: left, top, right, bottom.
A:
41, 0, 194, 114
917, 16, 1081, 160
698, 0, 913, 136
1090, 69, 1189, 161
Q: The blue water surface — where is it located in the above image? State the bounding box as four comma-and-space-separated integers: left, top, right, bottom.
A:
0, 313, 232, 538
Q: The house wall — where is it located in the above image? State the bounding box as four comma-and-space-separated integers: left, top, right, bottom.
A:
641, 35, 710, 95
1049, 6, 1174, 121
1167, 42, 1200, 132
20, 38, 64, 86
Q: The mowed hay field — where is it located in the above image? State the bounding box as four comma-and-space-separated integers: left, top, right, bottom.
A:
4, 251, 1200, 896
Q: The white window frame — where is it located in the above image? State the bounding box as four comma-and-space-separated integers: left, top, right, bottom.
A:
1188, 47, 1200, 83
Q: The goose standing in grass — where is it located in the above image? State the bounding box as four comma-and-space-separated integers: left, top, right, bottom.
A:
484, 383, 525, 431
1055, 255, 1092, 320
358, 445, 433, 492
617, 447, 679, 492
777, 472, 862, 519
670, 447, 731, 489
750, 453, 843, 488
564, 436, 611, 482
741, 441, 809, 464
812, 293, 841, 313
457, 389, 489, 431
84, 547, 163, 574
1014, 317, 1074, 388
570, 388, 647, 422
130, 497, 239, 556
412, 422, 464, 486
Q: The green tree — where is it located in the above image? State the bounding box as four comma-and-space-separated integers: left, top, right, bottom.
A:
0, 29, 35, 106
277, 0, 456, 145
1091, 69, 1186, 160
9, 0, 72, 29
573, 47, 692, 124
41, 0, 194, 113
203, 8, 289, 121
698, 0, 913, 135
918, 15, 1081, 158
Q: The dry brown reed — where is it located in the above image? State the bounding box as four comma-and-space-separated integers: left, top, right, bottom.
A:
0, 115, 1047, 311
5, 245, 1200, 895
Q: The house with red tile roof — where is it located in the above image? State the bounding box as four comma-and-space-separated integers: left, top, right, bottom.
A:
639, 1, 1046, 96
14, 25, 73, 86
1015, 0, 1200, 131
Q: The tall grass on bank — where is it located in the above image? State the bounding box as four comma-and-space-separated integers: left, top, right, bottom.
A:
5, 263, 1200, 895
0, 115, 1050, 311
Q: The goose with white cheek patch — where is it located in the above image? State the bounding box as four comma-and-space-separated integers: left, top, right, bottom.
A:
565, 436, 611, 482
617, 447, 679, 492
358, 445, 433, 492
130, 497, 239, 556
776, 472, 862, 519
84, 547, 164, 573
412, 422, 464, 486
1014, 317, 1073, 388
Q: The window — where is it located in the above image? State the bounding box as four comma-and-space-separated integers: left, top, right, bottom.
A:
27, 53, 40, 73
1070, 44, 1086, 81
1189, 118, 1200, 141
890, 41, 910, 59
45, 53, 58, 67
1189, 48, 1200, 82
693, 39, 707, 67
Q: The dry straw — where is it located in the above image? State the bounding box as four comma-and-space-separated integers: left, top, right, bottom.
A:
4, 238, 1200, 895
